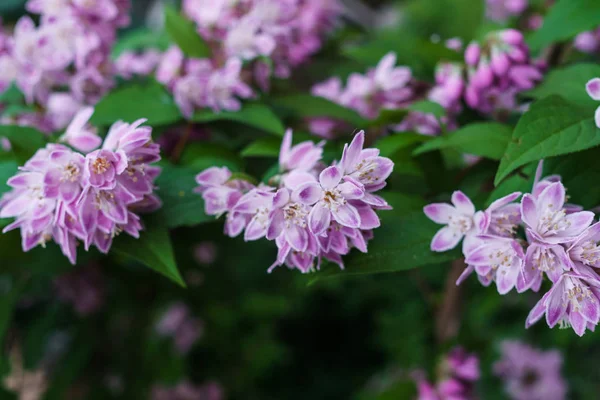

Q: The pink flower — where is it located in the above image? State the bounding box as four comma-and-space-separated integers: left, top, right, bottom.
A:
424, 191, 486, 252
204, 58, 254, 112
585, 77, 600, 129
526, 266, 600, 336
521, 181, 594, 245
295, 166, 365, 235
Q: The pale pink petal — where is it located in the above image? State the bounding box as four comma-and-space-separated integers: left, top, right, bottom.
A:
520, 194, 538, 228
586, 78, 600, 100
526, 292, 549, 328
319, 166, 342, 189
295, 182, 322, 205
431, 226, 462, 252
309, 202, 331, 235
340, 131, 364, 173
423, 203, 455, 224
546, 281, 567, 327
332, 203, 361, 228
285, 224, 308, 252
538, 182, 565, 212
451, 191, 475, 215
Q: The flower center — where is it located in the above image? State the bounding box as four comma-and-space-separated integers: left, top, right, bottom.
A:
62, 162, 80, 182
92, 157, 110, 175
322, 189, 345, 208
565, 278, 593, 313
283, 203, 307, 228
538, 207, 570, 236
530, 246, 559, 273
448, 214, 473, 234
571, 241, 600, 266
487, 245, 515, 270
490, 210, 519, 237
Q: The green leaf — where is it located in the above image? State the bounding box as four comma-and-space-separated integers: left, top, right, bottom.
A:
404, 0, 484, 41
414, 122, 512, 160
180, 142, 244, 171
524, 64, 600, 109
113, 215, 185, 287
193, 103, 285, 136
112, 28, 171, 57
367, 108, 408, 128
376, 133, 431, 157
155, 163, 213, 229
0, 125, 47, 164
91, 81, 181, 126
312, 211, 460, 280
0, 83, 24, 104
527, 0, 600, 51
164, 6, 211, 58
241, 137, 281, 158
273, 94, 366, 127
495, 95, 600, 185
406, 100, 446, 118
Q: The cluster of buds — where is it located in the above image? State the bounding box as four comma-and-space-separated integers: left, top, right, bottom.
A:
464, 29, 544, 115
116, 0, 341, 117
425, 161, 600, 336
0, 108, 161, 264
0, 0, 130, 132
194, 130, 393, 273
414, 347, 480, 400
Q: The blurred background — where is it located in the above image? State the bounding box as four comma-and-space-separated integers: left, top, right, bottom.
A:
1, 0, 600, 399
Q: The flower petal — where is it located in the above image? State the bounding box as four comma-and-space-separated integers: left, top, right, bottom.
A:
451, 191, 475, 215
309, 201, 331, 235
586, 78, 600, 100
340, 131, 364, 173
319, 166, 342, 189
332, 203, 361, 228
294, 182, 322, 205
423, 203, 455, 224
431, 226, 462, 252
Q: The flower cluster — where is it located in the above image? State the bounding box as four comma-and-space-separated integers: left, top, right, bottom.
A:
586, 77, 600, 129
464, 29, 544, 115
485, 0, 528, 23
425, 161, 600, 336
0, 0, 130, 132
309, 52, 416, 138
493, 340, 567, 400
310, 29, 544, 141
156, 303, 204, 355
574, 28, 600, 54
414, 347, 480, 400
194, 129, 393, 273
151, 381, 223, 400
0, 108, 161, 264
117, 0, 341, 117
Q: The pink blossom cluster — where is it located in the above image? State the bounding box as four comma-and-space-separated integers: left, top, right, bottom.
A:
0, 0, 130, 133
151, 381, 223, 400
156, 302, 204, 355
309, 52, 416, 138
494, 340, 567, 400
0, 108, 161, 264
116, 0, 340, 118
414, 347, 480, 400
310, 29, 544, 140
464, 29, 544, 115
194, 129, 393, 273
485, 0, 528, 22
425, 161, 600, 336
574, 28, 600, 54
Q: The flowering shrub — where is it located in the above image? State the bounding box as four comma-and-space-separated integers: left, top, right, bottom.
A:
1, 0, 600, 398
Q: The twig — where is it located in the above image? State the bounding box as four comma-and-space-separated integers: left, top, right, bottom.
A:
170, 122, 193, 163
435, 258, 466, 344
